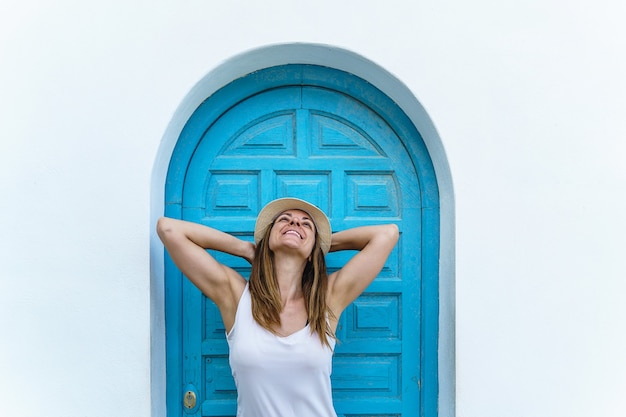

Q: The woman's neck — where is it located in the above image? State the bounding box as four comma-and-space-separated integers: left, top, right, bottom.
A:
273, 254, 306, 303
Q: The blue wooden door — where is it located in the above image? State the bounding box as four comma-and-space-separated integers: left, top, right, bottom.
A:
165, 65, 439, 417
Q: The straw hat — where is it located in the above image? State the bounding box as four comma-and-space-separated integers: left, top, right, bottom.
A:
254, 197, 332, 254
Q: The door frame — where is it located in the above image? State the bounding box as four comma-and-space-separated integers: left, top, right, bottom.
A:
150, 43, 455, 417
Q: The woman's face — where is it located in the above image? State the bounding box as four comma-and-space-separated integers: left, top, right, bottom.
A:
268, 209, 317, 257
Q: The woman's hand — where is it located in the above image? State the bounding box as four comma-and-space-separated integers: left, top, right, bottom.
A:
243, 241, 256, 265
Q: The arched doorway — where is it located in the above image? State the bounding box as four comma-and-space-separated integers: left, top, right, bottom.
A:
158, 54, 446, 417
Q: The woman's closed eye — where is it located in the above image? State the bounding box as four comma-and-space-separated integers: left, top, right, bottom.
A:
276, 214, 314, 229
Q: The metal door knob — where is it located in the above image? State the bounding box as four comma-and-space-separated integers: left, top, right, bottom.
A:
183, 390, 197, 409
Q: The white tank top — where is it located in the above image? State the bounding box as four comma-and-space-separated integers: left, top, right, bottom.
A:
227, 284, 337, 417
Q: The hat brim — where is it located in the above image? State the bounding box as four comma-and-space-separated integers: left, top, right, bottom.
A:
254, 197, 331, 254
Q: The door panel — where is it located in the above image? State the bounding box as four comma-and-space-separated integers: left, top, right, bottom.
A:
171, 71, 428, 416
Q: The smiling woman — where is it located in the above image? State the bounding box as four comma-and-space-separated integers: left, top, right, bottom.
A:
156, 197, 399, 417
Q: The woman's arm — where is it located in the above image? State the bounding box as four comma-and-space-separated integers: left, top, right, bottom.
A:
156, 217, 251, 324
327, 224, 399, 315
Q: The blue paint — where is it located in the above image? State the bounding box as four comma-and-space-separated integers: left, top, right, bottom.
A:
164, 64, 440, 417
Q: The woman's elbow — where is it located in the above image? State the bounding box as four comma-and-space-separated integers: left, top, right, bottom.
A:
385, 223, 400, 243
157, 217, 175, 241
374, 223, 399, 247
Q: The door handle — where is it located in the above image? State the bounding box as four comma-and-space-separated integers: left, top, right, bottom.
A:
183, 389, 197, 410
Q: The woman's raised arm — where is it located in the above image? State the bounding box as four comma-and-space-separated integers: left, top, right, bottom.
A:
327, 224, 399, 315
156, 217, 251, 324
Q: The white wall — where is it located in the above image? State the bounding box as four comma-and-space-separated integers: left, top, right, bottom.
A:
1, 1, 624, 417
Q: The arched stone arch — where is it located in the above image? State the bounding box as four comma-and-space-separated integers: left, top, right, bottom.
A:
151, 43, 455, 417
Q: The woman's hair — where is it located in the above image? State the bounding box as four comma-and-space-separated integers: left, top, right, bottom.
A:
248, 220, 336, 348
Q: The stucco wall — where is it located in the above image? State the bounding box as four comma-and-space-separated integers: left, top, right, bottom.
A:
1, 1, 625, 416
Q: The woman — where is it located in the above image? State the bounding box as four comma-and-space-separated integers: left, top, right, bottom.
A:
157, 197, 399, 417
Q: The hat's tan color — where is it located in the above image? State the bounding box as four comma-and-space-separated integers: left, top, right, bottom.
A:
254, 197, 332, 254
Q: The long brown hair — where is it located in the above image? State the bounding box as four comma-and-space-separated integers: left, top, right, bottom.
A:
248, 220, 335, 348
